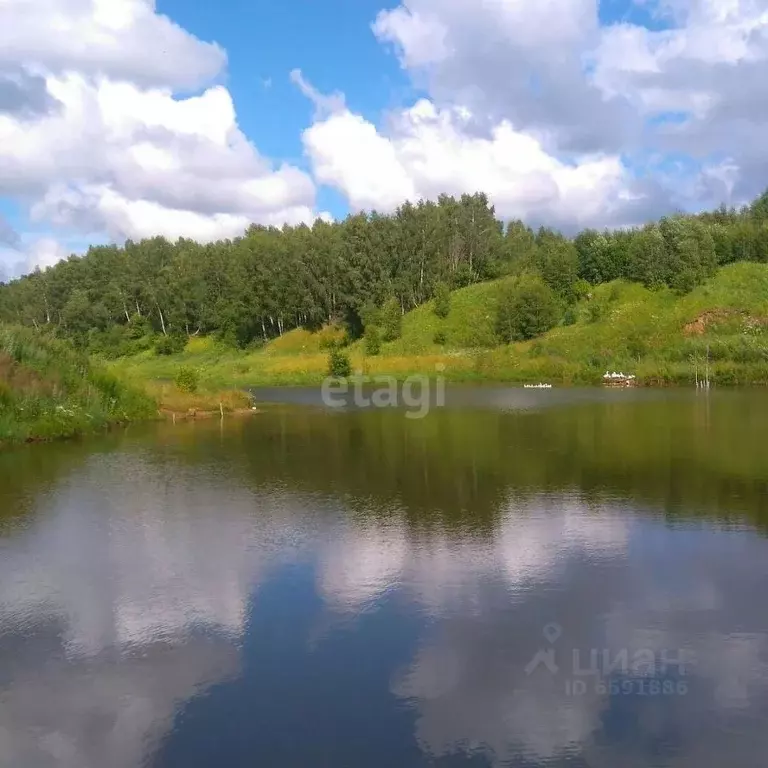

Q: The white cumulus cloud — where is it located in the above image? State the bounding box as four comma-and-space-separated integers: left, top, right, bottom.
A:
0, 0, 322, 277
4, 0, 768, 278
295, 0, 768, 230
0, 0, 226, 90
589, 0, 768, 205
300, 81, 642, 230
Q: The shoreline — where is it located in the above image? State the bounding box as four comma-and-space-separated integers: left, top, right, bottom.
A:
1, 407, 261, 450
3, 377, 759, 450
110, 347, 768, 392
159, 406, 260, 421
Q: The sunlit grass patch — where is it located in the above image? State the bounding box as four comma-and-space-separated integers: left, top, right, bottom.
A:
145, 381, 252, 414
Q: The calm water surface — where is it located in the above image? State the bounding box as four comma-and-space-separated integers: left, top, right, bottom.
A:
1, 388, 768, 767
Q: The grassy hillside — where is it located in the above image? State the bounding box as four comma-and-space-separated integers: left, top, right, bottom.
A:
110, 263, 768, 389
0, 327, 157, 444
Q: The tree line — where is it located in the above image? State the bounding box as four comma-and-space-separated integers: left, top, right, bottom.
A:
1, 190, 768, 355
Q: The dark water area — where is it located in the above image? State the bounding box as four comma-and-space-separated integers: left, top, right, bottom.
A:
1, 388, 768, 767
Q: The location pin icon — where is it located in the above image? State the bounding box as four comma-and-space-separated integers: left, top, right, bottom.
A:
543, 623, 562, 644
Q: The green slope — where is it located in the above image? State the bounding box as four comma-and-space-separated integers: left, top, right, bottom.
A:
112, 262, 768, 388
379, 278, 503, 354
515, 262, 768, 384
0, 327, 157, 444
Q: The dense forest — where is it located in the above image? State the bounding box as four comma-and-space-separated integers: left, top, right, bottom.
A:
2, 190, 768, 356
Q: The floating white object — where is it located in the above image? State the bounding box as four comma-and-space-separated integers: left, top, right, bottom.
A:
524, 383, 553, 389
603, 371, 635, 379
603, 371, 637, 386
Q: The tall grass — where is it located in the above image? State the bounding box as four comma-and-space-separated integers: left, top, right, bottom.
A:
0, 326, 157, 444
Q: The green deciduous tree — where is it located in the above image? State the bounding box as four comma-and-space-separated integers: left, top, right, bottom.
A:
496, 276, 559, 343
2, 189, 768, 352
629, 224, 668, 288
535, 233, 580, 300
328, 348, 352, 378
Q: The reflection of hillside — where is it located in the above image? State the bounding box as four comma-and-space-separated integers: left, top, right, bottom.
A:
2, 393, 767, 767
158, 393, 768, 530
0, 438, 100, 529
4, 391, 766, 535
316, 496, 629, 614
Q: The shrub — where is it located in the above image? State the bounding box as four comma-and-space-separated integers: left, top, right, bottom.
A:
496, 276, 559, 343
626, 332, 649, 360
126, 334, 153, 356
318, 324, 347, 350
174, 365, 199, 393
433, 329, 447, 345
381, 297, 402, 342
327, 348, 351, 378
434, 282, 451, 319
216, 326, 241, 349
86, 325, 132, 359
127, 315, 153, 340
155, 334, 186, 356
359, 301, 382, 330
573, 279, 592, 302
364, 325, 382, 356
671, 268, 697, 295
587, 300, 605, 324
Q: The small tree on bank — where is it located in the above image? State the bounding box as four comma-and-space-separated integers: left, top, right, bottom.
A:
328, 347, 351, 378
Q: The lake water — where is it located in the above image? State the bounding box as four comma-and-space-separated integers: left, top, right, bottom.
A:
1, 388, 768, 767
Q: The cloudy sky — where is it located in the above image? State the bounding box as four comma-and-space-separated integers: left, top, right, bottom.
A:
1, 0, 767, 278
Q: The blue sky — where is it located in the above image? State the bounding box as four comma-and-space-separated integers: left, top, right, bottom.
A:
156, 0, 417, 219
1, 0, 765, 276
150, 0, 663, 222
599, 0, 672, 29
